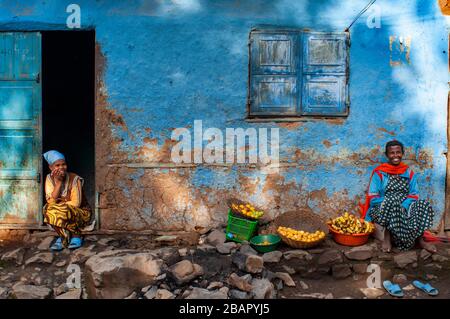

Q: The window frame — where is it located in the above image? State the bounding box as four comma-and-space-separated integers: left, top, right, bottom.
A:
247, 27, 350, 119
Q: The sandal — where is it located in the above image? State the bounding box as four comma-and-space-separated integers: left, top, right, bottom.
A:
50, 237, 63, 251
383, 280, 404, 298
412, 280, 439, 296
68, 237, 83, 249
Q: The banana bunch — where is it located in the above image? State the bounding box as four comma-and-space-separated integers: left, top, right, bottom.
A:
278, 226, 326, 242
327, 212, 374, 235
231, 203, 264, 219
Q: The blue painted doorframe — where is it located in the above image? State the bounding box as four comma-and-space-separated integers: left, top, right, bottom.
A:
0, 32, 43, 228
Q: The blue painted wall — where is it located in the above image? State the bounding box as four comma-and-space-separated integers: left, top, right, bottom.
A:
0, 0, 448, 231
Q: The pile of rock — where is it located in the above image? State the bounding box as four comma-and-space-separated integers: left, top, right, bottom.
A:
0, 228, 449, 300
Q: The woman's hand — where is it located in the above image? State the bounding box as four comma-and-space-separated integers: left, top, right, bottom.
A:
51, 168, 65, 183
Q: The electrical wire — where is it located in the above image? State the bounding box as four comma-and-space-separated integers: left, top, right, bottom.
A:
345, 0, 377, 32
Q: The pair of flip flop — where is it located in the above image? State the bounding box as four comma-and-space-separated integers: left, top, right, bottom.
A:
50, 237, 83, 251
383, 280, 439, 297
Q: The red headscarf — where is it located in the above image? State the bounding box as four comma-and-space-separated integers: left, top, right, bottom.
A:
359, 162, 409, 219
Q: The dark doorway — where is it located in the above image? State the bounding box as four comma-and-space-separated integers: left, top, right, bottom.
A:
41, 30, 95, 210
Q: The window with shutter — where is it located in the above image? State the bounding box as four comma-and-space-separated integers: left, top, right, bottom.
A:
248, 30, 300, 116
248, 28, 349, 118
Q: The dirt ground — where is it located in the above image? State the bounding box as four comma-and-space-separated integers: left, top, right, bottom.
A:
0, 231, 449, 299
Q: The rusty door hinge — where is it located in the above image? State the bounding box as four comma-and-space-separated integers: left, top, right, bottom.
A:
36, 73, 40, 83
36, 173, 41, 183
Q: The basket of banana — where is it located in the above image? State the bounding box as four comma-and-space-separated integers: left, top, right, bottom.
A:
327, 212, 375, 246
277, 226, 326, 249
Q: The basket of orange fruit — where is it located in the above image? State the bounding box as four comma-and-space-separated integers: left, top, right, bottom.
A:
227, 198, 264, 221
272, 209, 328, 249
277, 226, 326, 249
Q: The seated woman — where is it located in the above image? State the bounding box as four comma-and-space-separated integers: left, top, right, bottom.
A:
42, 150, 92, 251
361, 140, 436, 253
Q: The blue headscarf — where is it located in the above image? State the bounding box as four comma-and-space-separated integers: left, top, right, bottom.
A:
43, 150, 65, 165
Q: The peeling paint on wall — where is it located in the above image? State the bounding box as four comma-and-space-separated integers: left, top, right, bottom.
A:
390, 36, 411, 66
439, 0, 450, 15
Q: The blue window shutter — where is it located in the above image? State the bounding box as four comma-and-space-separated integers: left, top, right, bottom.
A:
301, 31, 349, 116
248, 30, 300, 116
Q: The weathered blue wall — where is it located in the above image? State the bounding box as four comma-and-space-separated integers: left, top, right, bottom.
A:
1, 0, 448, 231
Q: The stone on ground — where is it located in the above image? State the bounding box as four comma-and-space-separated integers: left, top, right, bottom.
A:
25, 252, 54, 265
360, 288, 384, 299
250, 278, 276, 299
151, 247, 181, 266
97, 237, 116, 246
0, 287, 9, 299
197, 244, 216, 252
229, 289, 250, 299
352, 263, 368, 274
227, 273, 252, 292
206, 230, 226, 246
239, 244, 258, 256
403, 284, 415, 291
332, 264, 352, 279
1, 248, 26, 265
155, 289, 175, 299
262, 251, 282, 263
185, 287, 228, 299
55, 289, 82, 299
38, 236, 55, 251
216, 242, 238, 254
178, 248, 188, 257
344, 245, 373, 261
144, 286, 158, 299
169, 259, 204, 285
232, 252, 264, 273
275, 272, 295, 287
282, 265, 296, 275
53, 283, 69, 296
419, 249, 432, 261
392, 274, 407, 284
245, 255, 264, 273
318, 250, 343, 265
12, 283, 52, 299
431, 254, 448, 263
70, 245, 96, 263
85, 250, 164, 299
295, 293, 333, 299
207, 282, 224, 290
283, 250, 313, 261
124, 292, 137, 299
393, 251, 417, 268
299, 281, 309, 290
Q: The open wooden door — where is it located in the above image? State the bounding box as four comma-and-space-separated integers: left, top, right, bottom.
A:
0, 32, 42, 228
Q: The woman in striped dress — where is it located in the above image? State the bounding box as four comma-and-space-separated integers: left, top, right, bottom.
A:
42, 150, 92, 251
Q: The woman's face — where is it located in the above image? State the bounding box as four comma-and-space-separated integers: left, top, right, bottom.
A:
50, 159, 67, 174
386, 145, 403, 165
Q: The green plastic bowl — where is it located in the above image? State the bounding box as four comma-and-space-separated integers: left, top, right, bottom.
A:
249, 234, 281, 253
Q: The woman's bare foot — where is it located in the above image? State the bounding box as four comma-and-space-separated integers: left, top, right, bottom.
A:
418, 237, 437, 253
382, 230, 392, 252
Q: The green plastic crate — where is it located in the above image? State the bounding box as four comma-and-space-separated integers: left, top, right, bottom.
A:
225, 209, 258, 243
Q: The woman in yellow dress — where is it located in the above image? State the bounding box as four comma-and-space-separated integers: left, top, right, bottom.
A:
43, 150, 92, 251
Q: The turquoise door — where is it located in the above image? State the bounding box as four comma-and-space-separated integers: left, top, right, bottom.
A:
0, 32, 42, 228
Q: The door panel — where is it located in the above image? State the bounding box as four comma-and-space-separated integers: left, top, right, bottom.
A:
0, 32, 42, 228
